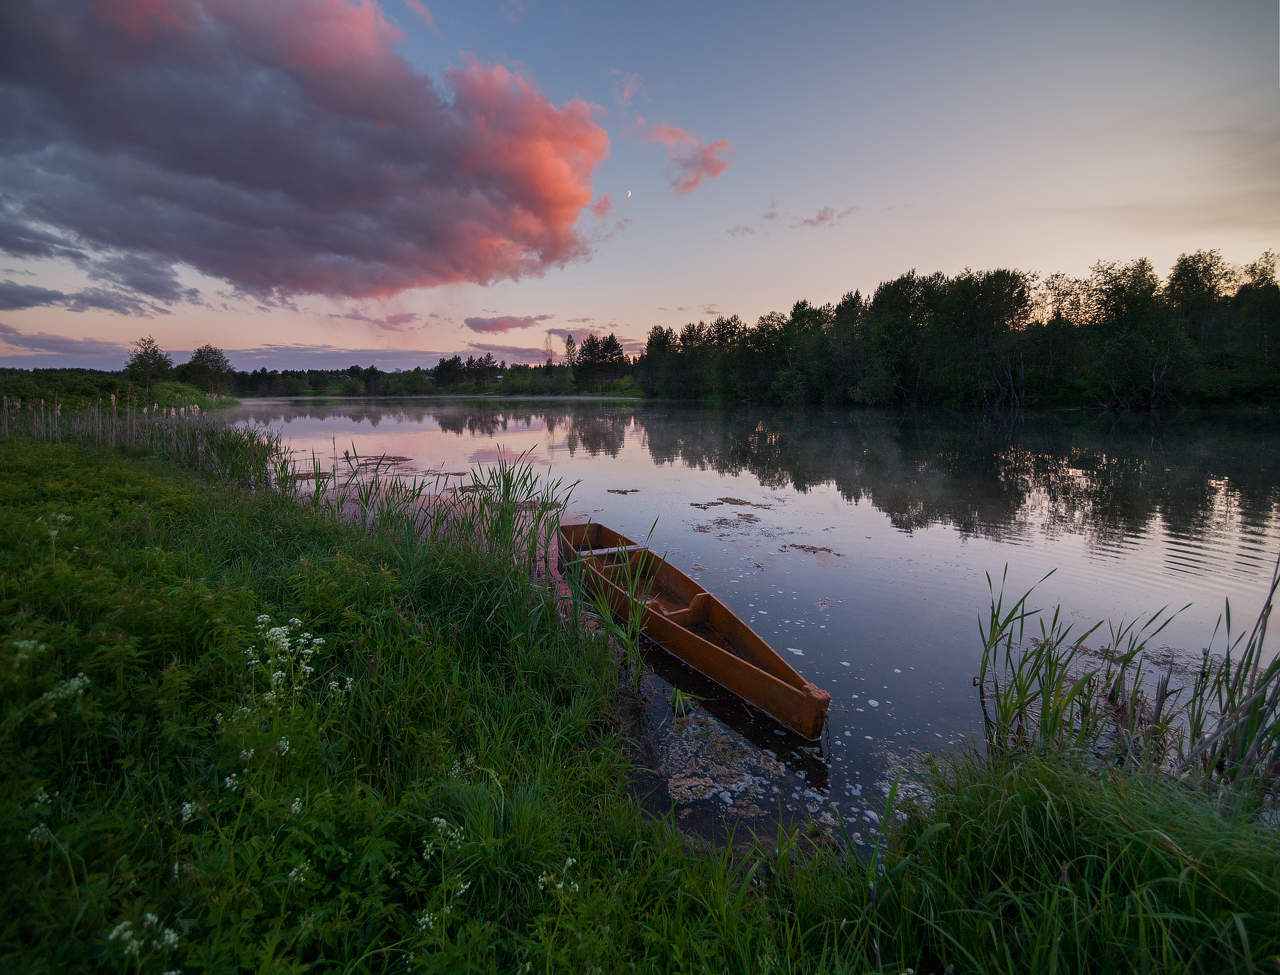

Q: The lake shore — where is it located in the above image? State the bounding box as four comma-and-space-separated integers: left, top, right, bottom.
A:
3, 422, 1279, 971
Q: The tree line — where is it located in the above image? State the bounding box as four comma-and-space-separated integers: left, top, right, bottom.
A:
639, 250, 1279, 409
4, 248, 1275, 409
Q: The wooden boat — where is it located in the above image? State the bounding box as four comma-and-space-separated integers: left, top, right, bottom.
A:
558, 522, 831, 740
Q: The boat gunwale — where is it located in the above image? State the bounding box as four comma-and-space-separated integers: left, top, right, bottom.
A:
557, 522, 830, 739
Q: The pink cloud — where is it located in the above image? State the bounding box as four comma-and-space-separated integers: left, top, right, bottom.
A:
590, 194, 613, 218
610, 70, 645, 107
727, 224, 755, 237
794, 205, 857, 229
329, 309, 421, 331
669, 140, 731, 196
647, 122, 696, 149
643, 122, 731, 196
0, 0, 610, 302
464, 314, 553, 333
404, 0, 440, 34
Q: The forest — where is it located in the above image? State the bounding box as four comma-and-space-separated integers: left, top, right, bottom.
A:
3, 249, 1276, 410
638, 250, 1279, 409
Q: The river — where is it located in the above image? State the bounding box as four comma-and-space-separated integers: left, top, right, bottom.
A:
227, 398, 1280, 838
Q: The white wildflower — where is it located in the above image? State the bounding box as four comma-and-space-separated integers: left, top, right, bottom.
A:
223, 773, 240, 792
416, 910, 437, 932
290, 795, 303, 816
41, 673, 90, 704
288, 859, 311, 884
108, 920, 140, 956
239, 748, 254, 764
277, 737, 290, 755
27, 822, 52, 846
179, 801, 195, 823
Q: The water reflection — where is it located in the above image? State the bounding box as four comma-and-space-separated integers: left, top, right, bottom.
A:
238, 398, 1280, 555
641, 407, 1280, 550
231, 397, 1280, 839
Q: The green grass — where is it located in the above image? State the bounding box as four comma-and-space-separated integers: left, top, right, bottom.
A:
2, 434, 1279, 973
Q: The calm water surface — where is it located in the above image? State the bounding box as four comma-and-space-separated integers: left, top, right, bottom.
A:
229, 399, 1280, 834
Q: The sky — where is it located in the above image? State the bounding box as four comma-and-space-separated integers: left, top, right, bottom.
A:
0, 0, 1276, 371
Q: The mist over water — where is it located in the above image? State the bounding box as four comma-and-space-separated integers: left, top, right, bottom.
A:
229, 398, 1280, 833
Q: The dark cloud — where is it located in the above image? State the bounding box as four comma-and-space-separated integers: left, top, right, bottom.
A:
65, 288, 167, 316
544, 327, 585, 342
89, 254, 199, 304
0, 0, 609, 303
328, 309, 422, 332
0, 281, 65, 311
0, 279, 163, 316
542, 325, 640, 355
226, 344, 444, 371
0, 321, 128, 357
463, 314, 552, 333
466, 342, 552, 365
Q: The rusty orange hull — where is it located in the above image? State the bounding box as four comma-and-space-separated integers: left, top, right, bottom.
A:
558, 522, 830, 740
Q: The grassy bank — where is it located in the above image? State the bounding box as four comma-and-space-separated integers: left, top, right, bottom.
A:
0, 369, 234, 413
2, 430, 1278, 972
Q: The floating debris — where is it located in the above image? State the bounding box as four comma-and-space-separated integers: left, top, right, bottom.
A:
780, 543, 843, 557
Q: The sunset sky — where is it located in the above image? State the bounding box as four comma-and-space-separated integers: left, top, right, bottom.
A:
1, 0, 1276, 370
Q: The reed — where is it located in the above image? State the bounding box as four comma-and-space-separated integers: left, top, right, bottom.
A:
978, 559, 1280, 805
559, 519, 661, 688
4, 416, 1279, 972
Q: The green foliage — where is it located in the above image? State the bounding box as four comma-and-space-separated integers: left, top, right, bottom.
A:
0, 369, 227, 412
880, 756, 1280, 974
123, 335, 173, 391
637, 249, 1279, 409
175, 344, 235, 394
3, 428, 1278, 972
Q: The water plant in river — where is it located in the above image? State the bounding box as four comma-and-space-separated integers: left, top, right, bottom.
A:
978, 559, 1280, 805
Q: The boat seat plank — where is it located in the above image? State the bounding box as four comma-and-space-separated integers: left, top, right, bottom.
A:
582, 543, 647, 558
661, 592, 710, 626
